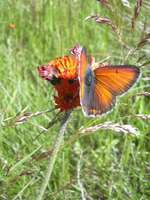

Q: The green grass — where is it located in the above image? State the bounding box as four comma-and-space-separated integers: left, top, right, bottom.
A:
0, 0, 150, 199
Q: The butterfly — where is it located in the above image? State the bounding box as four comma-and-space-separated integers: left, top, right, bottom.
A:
79, 48, 140, 117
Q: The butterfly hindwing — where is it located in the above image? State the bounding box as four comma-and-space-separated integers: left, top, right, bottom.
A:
81, 71, 115, 116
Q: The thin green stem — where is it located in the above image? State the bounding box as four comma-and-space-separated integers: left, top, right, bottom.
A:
36, 111, 72, 200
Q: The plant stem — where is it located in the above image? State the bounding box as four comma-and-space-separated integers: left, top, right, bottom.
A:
36, 111, 72, 200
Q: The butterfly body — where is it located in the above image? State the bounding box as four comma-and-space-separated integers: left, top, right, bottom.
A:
85, 67, 95, 87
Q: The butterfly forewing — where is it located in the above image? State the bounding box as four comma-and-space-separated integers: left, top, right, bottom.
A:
94, 65, 140, 96
79, 48, 88, 100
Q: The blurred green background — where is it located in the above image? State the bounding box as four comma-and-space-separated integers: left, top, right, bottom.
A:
0, 0, 150, 199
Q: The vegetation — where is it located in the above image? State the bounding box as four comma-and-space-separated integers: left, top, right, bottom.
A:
0, 0, 149, 199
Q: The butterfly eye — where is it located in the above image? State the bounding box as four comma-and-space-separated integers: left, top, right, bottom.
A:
50, 76, 61, 85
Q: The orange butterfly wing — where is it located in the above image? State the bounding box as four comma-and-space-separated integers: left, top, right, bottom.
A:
78, 48, 88, 100
94, 65, 140, 96
91, 65, 140, 116
80, 64, 140, 116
